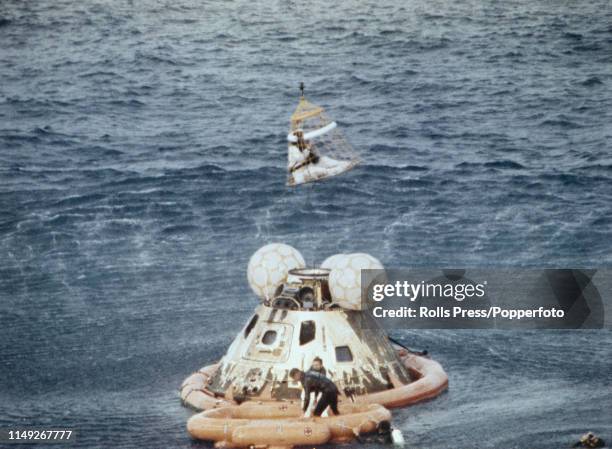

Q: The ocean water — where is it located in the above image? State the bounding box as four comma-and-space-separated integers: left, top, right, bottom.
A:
1, 0, 611, 448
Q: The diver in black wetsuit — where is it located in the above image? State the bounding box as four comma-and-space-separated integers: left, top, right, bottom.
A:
307, 357, 327, 404
290, 368, 340, 417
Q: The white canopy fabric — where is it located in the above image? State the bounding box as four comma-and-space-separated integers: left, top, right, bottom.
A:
287, 144, 354, 186
287, 121, 337, 143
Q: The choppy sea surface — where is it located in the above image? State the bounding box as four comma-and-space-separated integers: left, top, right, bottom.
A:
1, 0, 611, 448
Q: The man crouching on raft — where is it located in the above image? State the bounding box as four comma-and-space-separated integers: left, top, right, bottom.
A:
290, 367, 340, 417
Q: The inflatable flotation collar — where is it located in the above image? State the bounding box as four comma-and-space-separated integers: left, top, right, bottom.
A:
180, 349, 448, 412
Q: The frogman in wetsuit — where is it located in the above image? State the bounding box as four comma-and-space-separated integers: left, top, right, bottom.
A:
307, 357, 327, 404
289, 367, 340, 417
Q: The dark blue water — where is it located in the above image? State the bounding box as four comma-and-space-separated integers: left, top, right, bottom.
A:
1, 0, 611, 448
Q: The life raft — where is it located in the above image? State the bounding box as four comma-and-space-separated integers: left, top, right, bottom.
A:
187, 402, 392, 448
180, 349, 448, 412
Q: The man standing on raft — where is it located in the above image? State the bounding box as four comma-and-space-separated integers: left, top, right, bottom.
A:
289, 367, 340, 417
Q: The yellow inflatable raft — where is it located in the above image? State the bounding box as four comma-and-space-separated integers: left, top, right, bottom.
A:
187, 402, 392, 448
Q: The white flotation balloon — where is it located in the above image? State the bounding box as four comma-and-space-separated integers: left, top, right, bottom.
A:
320, 253, 347, 270
247, 243, 305, 300
328, 253, 384, 310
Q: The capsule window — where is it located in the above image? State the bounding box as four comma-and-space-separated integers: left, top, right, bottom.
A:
335, 345, 353, 362
261, 330, 278, 345
299, 321, 316, 345
244, 314, 258, 338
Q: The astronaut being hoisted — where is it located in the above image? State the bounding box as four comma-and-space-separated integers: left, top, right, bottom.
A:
286, 83, 361, 186
288, 128, 320, 172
